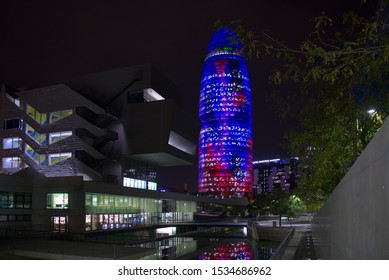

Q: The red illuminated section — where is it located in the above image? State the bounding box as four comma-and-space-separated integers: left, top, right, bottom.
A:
198, 242, 254, 260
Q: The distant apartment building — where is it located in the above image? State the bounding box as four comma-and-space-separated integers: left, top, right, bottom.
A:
253, 157, 300, 195
0, 64, 247, 237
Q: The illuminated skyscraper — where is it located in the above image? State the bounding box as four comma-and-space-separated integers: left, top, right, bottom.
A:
198, 28, 253, 198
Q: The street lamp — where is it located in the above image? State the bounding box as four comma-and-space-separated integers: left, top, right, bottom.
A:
367, 109, 376, 115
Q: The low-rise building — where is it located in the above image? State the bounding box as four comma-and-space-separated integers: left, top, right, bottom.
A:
0, 64, 248, 238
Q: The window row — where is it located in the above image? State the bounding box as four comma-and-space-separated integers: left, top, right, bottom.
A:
3, 110, 72, 131
0, 192, 70, 209
3, 100, 72, 127
0, 214, 32, 222
2, 132, 72, 150
123, 177, 157, 191
0, 192, 32, 209
85, 193, 162, 213
1, 152, 72, 169
85, 212, 194, 231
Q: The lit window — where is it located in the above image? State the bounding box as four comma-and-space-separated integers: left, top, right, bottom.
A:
5, 92, 21, 108
49, 131, 72, 144
47, 193, 69, 209
2, 157, 23, 168
27, 104, 47, 124
26, 124, 46, 145
25, 144, 45, 165
123, 177, 148, 189
51, 215, 68, 232
3, 137, 22, 149
49, 109, 72, 123
48, 153, 72, 165
148, 182, 157, 191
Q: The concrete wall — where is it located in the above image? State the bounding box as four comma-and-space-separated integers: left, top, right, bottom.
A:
0, 174, 33, 229
312, 119, 389, 259
32, 176, 85, 234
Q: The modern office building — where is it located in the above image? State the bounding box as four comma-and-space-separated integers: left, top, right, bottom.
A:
0, 64, 248, 237
198, 28, 253, 198
253, 157, 300, 195
1, 64, 197, 181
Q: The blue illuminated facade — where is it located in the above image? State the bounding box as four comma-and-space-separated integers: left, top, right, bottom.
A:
198, 28, 253, 198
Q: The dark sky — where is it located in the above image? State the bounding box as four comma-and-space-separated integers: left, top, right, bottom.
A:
0, 0, 379, 191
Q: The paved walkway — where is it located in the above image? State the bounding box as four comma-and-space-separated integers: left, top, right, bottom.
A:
279, 222, 317, 260
293, 225, 317, 259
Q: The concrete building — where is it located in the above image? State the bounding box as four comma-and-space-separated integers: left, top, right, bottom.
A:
1, 64, 197, 181
0, 64, 248, 237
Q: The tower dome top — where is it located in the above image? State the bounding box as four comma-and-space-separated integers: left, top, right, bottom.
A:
207, 27, 242, 53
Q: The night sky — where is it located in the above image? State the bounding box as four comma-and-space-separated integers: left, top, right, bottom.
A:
0, 0, 379, 191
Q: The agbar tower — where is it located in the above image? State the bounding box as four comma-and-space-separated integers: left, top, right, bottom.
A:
198, 28, 253, 198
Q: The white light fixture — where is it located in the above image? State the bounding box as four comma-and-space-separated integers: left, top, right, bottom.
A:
367, 109, 376, 115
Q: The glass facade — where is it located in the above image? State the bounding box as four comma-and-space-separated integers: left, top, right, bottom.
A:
198, 28, 253, 198
85, 193, 196, 231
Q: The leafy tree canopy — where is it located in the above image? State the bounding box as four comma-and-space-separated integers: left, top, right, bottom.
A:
217, 0, 389, 210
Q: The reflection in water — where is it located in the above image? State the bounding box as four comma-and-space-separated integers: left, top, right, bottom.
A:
140, 237, 198, 260
258, 245, 274, 260
139, 237, 277, 260
89, 226, 278, 260
198, 241, 253, 260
